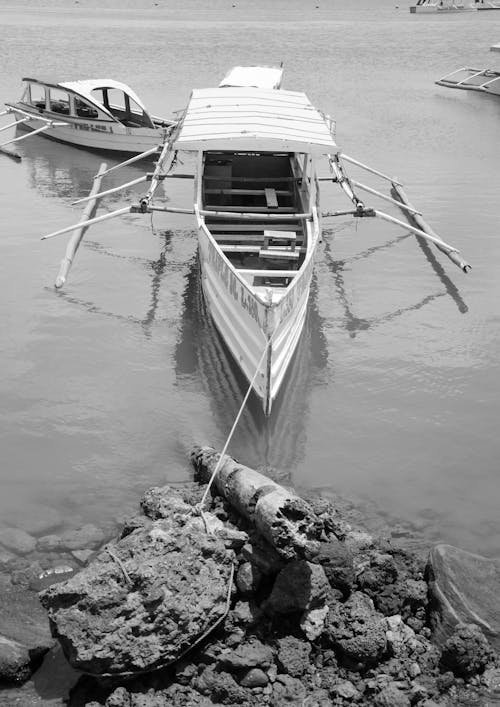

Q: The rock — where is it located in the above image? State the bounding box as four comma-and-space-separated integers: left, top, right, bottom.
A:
240, 536, 285, 576
0, 586, 54, 684
440, 623, 495, 678
39, 490, 234, 675
300, 605, 329, 641
235, 561, 261, 595
240, 667, 269, 687
37, 534, 62, 552
331, 680, 362, 700
323, 591, 387, 670
373, 684, 411, 706
58, 523, 105, 551
0, 527, 36, 555
229, 600, 262, 628
345, 530, 375, 552
270, 674, 307, 705
0, 547, 16, 567
219, 638, 273, 670
195, 666, 248, 703
311, 539, 355, 598
427, 544, 500, 650
266, 560, 329, 614
276, 636, 311, 677
482, 666, 500, 692
11, 561, 43, 589
1, 503, 63, 536
71, 549, 95, 565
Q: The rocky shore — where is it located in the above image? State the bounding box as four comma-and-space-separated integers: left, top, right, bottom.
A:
0, 447, 499, 706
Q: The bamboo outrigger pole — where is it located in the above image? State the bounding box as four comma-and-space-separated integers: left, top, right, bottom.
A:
54, 163, 109, 288
97, 146, 161, 178
327, 153, 471, 273
71, 175, 148, 206
391, 183, 471, 273
42, 206, 132, 241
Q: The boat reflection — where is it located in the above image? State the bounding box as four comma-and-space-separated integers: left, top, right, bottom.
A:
16, 129, 153, 202
322, 224, 468, 337
174, 253, 329, 474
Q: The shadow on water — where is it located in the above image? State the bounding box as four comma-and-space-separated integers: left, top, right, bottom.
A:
174, 253, 329, 474
322, 224, 468, 338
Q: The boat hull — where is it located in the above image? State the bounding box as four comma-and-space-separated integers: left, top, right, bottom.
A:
11, 106, 166, 155
410, 3, 475, 10
197, 220, 317, 416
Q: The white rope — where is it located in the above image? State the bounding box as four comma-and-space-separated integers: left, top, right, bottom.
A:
198, 335, 272, 510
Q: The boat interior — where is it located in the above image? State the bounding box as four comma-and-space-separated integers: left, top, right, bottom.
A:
20, 82, 155, 128
202, 151, 311, 289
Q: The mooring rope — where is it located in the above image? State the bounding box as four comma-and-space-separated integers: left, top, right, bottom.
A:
198, 334, 273, 512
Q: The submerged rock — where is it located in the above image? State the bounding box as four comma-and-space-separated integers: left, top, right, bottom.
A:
0, 527, 36, 555
428, 544, 500, 650
0, 584, 54, 684
39, 491, 234, 676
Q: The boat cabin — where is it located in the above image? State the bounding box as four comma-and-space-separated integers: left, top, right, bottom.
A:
19, 78, 156, 128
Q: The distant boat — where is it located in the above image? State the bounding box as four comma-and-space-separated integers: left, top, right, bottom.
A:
410, 0, 475, 12
1, 78, 176, 155
410, 0, 500, 10
436, 66, 500, 95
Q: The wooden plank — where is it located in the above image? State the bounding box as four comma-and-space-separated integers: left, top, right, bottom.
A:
259, 248, 299, 260
207, 223, 301, 232
263, 229, 297, 247
204, 188, 291, 196
220, 244, 306, 254
203, 175, 300, 183
237, 269, 298, 277
203, 205, 295, 213
264, 188, 278, 209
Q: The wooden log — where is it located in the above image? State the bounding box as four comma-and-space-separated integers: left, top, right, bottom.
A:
55, 163, 108, 288
191, 445, 323, 560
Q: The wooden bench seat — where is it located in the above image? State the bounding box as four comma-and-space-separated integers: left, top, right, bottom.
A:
237, 269, 298, 278
259, 248, 299, 261
220, 244, 306, 254
207, 223, 302, 233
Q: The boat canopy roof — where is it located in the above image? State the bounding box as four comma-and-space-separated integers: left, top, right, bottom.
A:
218, 66, 284, 90
22, 77, 151, 118
173, 87, 338, 155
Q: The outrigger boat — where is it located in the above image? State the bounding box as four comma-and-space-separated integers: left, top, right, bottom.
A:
40, 66, 471, 416
0, 78, 176, 158
410, 0, 475, 13
436, 66, 500, 95
410, 0, 500, 11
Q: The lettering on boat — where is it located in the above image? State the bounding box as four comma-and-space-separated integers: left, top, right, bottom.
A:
206, 238, 260, 326
278, 258, 313, 324
71, 123, 113, 133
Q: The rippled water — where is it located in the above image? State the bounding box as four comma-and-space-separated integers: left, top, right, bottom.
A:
1, 0, 500, 567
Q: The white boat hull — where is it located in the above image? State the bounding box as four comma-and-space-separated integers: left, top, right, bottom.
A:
11, 106, 166, 154
410, 2, 475, 11
197, 219, 318, 415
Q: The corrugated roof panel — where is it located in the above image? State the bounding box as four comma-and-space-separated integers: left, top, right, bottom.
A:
174, 87, 337, 155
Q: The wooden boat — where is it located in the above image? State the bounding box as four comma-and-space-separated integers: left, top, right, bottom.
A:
0, 78, 176, 155
40, 67, 471, 416
436, 67, 500, 95
475, 0, 500, 8
410, 0, 475, 12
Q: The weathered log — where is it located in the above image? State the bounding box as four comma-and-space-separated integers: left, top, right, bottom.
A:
191, 446, 324, 561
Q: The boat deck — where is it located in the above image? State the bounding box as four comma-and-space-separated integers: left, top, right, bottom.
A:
202, 152, 308, 288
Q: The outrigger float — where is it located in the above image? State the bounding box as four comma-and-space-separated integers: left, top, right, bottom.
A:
0, 78, 176, 160
40, 66, 471, 416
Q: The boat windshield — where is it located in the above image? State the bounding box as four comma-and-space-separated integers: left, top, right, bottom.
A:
90, 87, 155, 128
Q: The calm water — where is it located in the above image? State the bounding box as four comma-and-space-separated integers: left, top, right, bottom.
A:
1, 0, 500, 560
